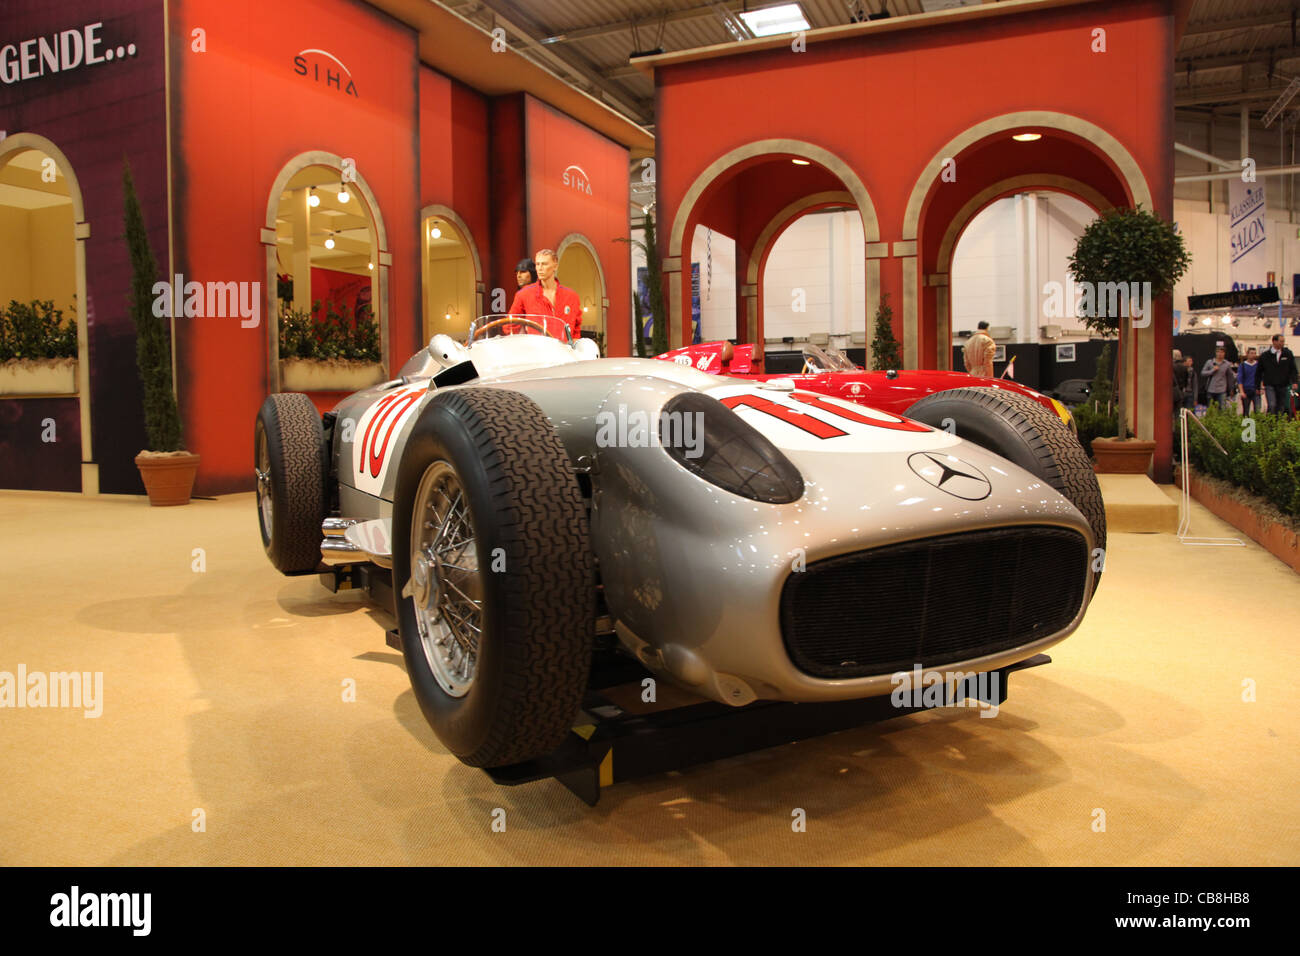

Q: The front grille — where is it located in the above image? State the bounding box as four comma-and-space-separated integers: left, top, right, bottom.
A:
780, 526, 1089, 679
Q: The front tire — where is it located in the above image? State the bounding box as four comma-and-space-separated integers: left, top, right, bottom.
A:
391, 387, 594, 768
906, 386, 1107, 588
254, 393, 326, 574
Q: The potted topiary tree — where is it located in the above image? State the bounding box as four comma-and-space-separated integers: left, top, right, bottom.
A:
1067, 205, 1189, 473
124, 160, 199, 505
870, 292, 902, 371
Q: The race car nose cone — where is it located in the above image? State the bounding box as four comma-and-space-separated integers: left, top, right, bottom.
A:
907, 452, 992, 500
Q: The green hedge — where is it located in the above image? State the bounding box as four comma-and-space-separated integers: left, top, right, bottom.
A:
0, 299, 77, 362
279, 300, 380, 362
1187, 406, 1300, 517
1071, 401, 1118, 458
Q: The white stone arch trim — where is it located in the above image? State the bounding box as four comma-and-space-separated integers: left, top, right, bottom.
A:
668, 139, 881, 261
0, 132, 95, 489
262, 151, 389, 391
902, 111, 1152, 242
744, 191, 862, 352
931, 176, 1110, 370
420, 203, 485, 323
901, 114, 1157, 442
556, 231, 608, 334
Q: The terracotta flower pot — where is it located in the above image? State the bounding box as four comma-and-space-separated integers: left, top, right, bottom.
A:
134, 451, 201, 506
1091, 437, 1155, 474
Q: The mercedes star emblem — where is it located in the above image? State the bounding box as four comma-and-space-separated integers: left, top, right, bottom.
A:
907, 452, 992, 500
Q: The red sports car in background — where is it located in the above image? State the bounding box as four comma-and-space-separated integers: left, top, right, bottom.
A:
656, 340, 1074, 428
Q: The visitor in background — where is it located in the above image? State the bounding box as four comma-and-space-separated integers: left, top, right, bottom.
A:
1238, 347, 1260, 415
963, 322, 996, 378
1181, 355, 1198, 413
1201, 347, 1235, 411
1173, 349, 1188, 408
1258, 334, 1298, 416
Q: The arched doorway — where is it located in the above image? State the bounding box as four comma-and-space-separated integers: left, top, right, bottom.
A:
755, 192, 861, 354
0, 133, 93, 492
421, 205, 482, 343
262, 151, 389, 391
667, 140, 880, 358
556, 233, 607, 349
905, 112, 1157, 442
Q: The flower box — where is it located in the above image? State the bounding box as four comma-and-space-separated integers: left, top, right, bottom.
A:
1091, 436, 1155, 474
1176, 465, 1300, 575
0, 357, 77, 396
280, 358, 385, 393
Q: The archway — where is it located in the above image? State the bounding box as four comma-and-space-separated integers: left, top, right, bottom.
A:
556, 232, 607, 348
667, 140, 881, 354
0, 133, 94, 492
753, 192, 859, 355
421, 205, 482, 343
905, 112, 1158, 441
262, 151, 389, 391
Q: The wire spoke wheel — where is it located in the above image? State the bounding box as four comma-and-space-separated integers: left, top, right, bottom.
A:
410, 460, 483, 697
255, 429, 273, 533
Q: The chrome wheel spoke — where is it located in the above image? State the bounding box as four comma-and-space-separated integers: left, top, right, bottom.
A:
409, 461, 483, 698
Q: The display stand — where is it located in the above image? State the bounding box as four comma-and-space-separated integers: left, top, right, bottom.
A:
327, 562, 1052, 805
482, 651, 1051, 805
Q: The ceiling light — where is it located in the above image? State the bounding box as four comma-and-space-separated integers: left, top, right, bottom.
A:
738, 3, 810, 37
308, 189, 320, 207
368, 262, 374, 270
1201, 317, 1213, 326
337, 188, 349, 203
430, 225, 442, 239
1012, 132, 1042, 142
791, 158, 811, 166
324, 234, 335, 250
1221, 315, 1233, 325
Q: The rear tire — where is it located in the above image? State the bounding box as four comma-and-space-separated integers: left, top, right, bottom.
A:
906, 386, 1107, 589
254, 393, 326, 574
391, 387, 594, 768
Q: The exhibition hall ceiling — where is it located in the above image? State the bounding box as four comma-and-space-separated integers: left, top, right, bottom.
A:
437, 1, 1300, 127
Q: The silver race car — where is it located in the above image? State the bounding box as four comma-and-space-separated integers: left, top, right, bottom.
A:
255, 314, 1105, 768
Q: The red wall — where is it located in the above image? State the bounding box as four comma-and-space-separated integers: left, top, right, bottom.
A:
653, 0, 1176, 474
524, 96, 631, 354
419, 68, 492, 297
172, 0, 419, 495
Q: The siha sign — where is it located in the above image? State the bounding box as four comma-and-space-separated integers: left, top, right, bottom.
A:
562, 164, 593, 196
293, 48, 358, 97
0, 23, 137, 86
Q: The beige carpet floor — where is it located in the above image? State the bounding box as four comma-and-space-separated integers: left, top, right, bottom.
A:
1, 488, 1296, 866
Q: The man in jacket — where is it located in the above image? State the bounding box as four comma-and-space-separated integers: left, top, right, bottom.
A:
1258, 334, 1298, 416
1202, 347, 1236, 411
963, 322, 996, 378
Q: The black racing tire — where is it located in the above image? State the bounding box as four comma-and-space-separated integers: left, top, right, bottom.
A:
254, 393, 326, 575
391, 387, 594, 768
905, 386, 1107, 588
